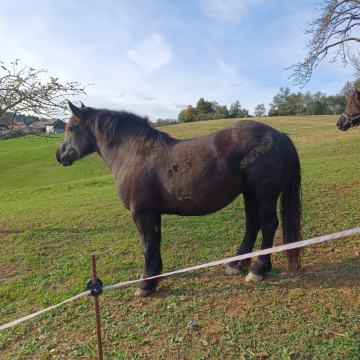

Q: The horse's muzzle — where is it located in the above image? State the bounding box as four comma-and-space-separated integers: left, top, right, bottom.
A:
56, 146, 74, 166
336, 115, 350, 131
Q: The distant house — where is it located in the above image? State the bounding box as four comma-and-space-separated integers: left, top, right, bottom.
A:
29, 119, 65, 134
12, 121, 28, 130
45, 120, 65, 134
29, 121, 50, 133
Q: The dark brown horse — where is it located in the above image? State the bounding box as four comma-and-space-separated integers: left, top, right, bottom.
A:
337, 88, 360, 131
56, 102, 302, 296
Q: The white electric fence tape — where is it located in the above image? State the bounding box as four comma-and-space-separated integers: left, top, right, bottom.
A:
1, 227, 359, 332
0, 291, 90, 331
102, 227, 360, 291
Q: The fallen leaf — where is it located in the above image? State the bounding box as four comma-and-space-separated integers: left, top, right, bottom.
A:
256, 352, 270, 359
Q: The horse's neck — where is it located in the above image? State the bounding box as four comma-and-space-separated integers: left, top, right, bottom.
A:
95, 140, 119, 169
94, 131, 165, 172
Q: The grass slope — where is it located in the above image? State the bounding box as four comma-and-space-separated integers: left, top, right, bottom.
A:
0, 116, 359, 359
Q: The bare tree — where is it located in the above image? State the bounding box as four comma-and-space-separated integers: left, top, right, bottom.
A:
0, 59, 86, 126
288, 0, 360, 85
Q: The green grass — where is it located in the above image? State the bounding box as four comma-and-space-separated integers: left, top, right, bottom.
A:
0, 115, 359, 359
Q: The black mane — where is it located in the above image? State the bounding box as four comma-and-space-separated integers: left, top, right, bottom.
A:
89, 108, 172, 146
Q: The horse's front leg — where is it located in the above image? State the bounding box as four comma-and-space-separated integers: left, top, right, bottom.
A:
132, 211, 162, 296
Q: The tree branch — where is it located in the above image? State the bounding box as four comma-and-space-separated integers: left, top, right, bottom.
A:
0, 60, 87, 122
288, 0, 360, 85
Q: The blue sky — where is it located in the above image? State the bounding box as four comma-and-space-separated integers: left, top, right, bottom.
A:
0, 0, 354, 120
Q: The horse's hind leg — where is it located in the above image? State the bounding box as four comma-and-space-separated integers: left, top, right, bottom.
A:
246, 197, 279, 282
225, 192, 260, 275
132, 211, 163, 296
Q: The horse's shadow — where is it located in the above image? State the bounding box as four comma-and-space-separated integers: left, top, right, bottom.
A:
150, 255, 360, 299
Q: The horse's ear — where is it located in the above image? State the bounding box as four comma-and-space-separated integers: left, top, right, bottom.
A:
68, 101, 85, 120
80, 101, 86, 109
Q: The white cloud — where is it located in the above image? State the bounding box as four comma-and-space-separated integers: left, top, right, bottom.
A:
198, 0, 261, 23
127, 33, 171, 73
0, 1, 353, 121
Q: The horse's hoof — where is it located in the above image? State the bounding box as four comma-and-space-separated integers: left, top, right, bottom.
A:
135, 288, 152, 297
245, 271, 264, 283
225, 265, 241, 276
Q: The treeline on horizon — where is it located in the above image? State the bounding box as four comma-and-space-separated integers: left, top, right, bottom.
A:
2, 81, 357, 128
154, 80, 357, 126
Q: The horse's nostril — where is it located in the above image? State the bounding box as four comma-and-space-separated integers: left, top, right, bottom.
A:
62, 156, 73, 166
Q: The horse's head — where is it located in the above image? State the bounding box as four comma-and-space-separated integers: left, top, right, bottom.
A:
337, 88, 360, 131
56, 101, 96, 166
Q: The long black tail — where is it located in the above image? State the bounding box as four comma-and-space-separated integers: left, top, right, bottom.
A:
280, 135, 302, 272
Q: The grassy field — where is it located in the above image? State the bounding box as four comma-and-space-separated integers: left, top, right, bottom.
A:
0, 115, 359, 359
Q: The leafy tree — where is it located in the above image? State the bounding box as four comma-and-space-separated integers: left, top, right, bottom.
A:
229, 100, 249, 118
307, 91, 329, 115
302, 91, 314, 113
287, 92, 305, 115
288, 1, 360, 85
254, 103, 266, 117
0, 59, 86, 127
326, 94, 346, 114
269, 87, 293, 115
195, 98, 214, 115
178, 105, 196, 123
268, 85, 349, 116
211, 101, 229, 118
179, 98, 231, 122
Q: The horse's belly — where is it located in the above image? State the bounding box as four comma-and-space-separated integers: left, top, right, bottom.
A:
162, 183, 241, 216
